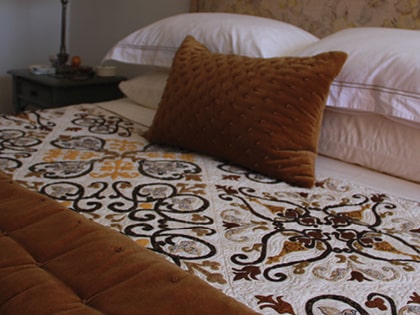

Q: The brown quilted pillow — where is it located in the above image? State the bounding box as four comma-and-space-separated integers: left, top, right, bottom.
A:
145, 36, 347, 187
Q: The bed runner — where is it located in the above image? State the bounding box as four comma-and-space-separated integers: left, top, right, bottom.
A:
1, 105, 419, 315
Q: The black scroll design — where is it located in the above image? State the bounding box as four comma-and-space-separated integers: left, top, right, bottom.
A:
108, 182, 177, 213
218, 163, 280, 184
51, 135, 105, 152
0, 129, 42, 171
0, 129, 42, 157
1, 111, 56, 131
71, 113, 133, 136
306, 294, 370, 315
122, 182, 215, 265
305, 293, 399, 315
29, 160, 96, 179
121, 183, 212, 226
0, 157, 22, 172
143, 228, 217, 266
219, 186, 419, 282
40, 181, 108, 212
138, 159, 202, 180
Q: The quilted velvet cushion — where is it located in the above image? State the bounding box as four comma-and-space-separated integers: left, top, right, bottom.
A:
0, 171, 259, 315
145, 36, 347, 187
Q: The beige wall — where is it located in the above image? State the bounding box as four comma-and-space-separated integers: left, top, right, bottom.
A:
0, 0, 190, 113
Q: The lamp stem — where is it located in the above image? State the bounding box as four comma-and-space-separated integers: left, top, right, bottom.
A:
57, 0, 69, 66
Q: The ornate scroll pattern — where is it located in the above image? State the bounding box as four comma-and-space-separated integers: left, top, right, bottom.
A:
0, 129, 40, 172
191, 0, 420, 37
220, 186, 418, 282
216, 175, 420, 314
1, 104, 419, 315
139, 160, 202, 180
0, 110, 58, 173
218, 163, 280, 184
71, 113, 134, 136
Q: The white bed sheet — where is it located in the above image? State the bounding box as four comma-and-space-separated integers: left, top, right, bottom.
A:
96, 98, 420, 203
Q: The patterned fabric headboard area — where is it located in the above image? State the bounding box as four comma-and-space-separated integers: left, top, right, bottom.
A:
190, 0, 420, 37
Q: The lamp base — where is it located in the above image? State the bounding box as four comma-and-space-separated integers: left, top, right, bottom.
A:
57, 52, 69, 66
55, 51, 69, 75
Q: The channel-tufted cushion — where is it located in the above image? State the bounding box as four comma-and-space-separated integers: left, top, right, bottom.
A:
0, 171, 260, 315
145, 36, 347, 187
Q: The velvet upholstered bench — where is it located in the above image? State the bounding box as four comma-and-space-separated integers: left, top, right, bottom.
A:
0, 171, 259, 315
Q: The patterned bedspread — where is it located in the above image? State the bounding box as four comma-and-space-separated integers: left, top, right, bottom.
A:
1, 104, 419, 315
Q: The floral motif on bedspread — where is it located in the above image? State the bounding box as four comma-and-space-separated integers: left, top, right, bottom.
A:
1, 105, 419, 315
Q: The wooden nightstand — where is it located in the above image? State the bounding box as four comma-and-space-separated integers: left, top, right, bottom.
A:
8, 69, 126, 113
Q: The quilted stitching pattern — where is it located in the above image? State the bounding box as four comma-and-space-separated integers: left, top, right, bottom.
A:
146, 36, 347, 187
0, 171, 259, 315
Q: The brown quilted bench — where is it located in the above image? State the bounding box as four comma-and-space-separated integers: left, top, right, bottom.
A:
0, 171, 259, 315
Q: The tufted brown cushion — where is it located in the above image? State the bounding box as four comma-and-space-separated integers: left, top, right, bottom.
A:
0, 171, 260, 315
145, 36, 347, 187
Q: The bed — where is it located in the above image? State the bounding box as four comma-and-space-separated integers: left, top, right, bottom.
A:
1, 1, 419, 314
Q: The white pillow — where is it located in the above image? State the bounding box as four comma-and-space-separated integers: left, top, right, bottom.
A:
319, 108, 420, 183
295, 27, 420, 125
103, 13, 318, 67
119, 69, 169, 109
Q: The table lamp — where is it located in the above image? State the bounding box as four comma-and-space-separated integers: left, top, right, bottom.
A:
56, 0, 69, 67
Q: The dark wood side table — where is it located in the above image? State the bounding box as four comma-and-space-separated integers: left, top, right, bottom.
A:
8, 69, 126, 113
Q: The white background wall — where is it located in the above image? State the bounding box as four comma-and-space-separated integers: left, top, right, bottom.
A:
0, 0, 190, 113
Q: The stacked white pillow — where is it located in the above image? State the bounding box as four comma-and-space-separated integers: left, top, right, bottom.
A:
103, 12, 319, 68
295, 27, 420, 126
294, 27, 420, 183
108, 12, 319, 109
104, 13, 420, 183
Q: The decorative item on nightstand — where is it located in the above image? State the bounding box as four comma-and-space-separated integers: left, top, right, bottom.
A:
96, 65, 117, 77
